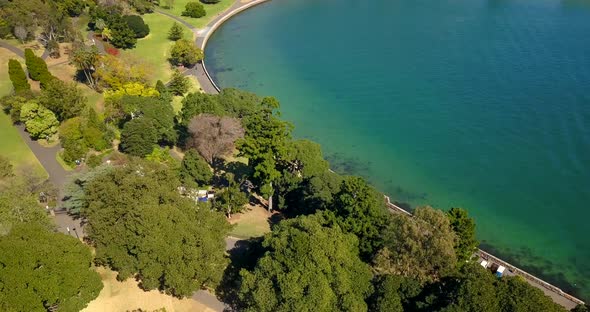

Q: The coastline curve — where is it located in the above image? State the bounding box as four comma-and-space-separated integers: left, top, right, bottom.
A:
196, 0, 272, 93
194, 0, 585, 308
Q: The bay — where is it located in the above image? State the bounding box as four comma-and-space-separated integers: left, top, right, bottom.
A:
205, 0, 590, 299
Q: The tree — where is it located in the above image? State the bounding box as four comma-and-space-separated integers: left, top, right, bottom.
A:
0, 225, 103, 311
0, 180, 54, 234
81, 161, 231, 297
447, 207, 478, 264
436, 264, 500, 312
123, 15, 150, 38
168, 69, 190, 95
120, 117, 158, 157
168, 22, 184, 41
117, 96, 176, 144
323, 176, 387, 258
24, 48, 50, 81
286, 139, 329, 178
180, 149, 213, 187
20, 101, 59, 140
108, 17, 137, 49
368, 275, 404, 312
70, 44, 100, 89
213, 173, 248, 218
14, 25, 27, 43
237, 97, 292, 210
94, 54, 152, 90
62, 165, 113, 214
188, 114, 244, 164
8, 59, 30, 92
572, 305, 589, 312
180, 92, 224, 123
238, 214, 373, 312
374, 206, 457, 284
38, 79, 87, 121
0, 93, 34, 123
182, 2, 206, 18
59, 117, 89, 164
169, 39, 203, 67
47, 39, 60, 58
497, 276, 567, 312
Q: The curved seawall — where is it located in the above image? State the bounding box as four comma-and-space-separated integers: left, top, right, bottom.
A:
196, 0, 271, 92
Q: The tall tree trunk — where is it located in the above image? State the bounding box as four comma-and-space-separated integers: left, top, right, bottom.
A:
267, 182, 273, 212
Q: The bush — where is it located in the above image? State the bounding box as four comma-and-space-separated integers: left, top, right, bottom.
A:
182, 2, 206, 18
86, 154, 103, 168
168, 69, 190, 96
108, 17, 137, 49
8, 59, 30, 93
169, 39, 203, 67
24, 49, 50, 82
123, 15, 150, 38
168, 22, 184, 41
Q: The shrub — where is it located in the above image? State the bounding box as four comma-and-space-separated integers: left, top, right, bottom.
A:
168, 22, 184, 41
169, 39, 203, 67
86, 154, 103, 168
104, 43, 120, 56
108, 17, 137, 49
8, 59, 30, 93
123, 15, 150, 38
182, 2, 206, 18
168, 69, 190, 96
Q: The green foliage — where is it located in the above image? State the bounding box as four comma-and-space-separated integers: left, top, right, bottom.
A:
447, 207, 478, 263
368, 275, 404, 312
497, 276, 567, 312
120, 117, 159, 157
217, 88, 261, 118
287, 139, 329, 178
0, 18, 10, 38
168, 22, 184, 41
182, 2, 206, 18
375, 206, 457, 284
8, 59, 30, 92
59, 117, 89, 164
120, 96, 177, 144
24, 48, 50, 82
145, 147, 177, 166
169, 39, 203, 67
38, 79, 88, 121
56, 0, 86, 16
81, 161, 231, 297
62, 165, 113, 214
238, 214, 373, 312
237, 97, 292, 204
213, 173, 248, 217
20, 101, 59, 140
437, 264, 500, 312
168, 69, 190, 96
86, 154, 103, 168
0, 224, 103, 312
0, 93, 33, 123
127, 0, 155, 14
572, 305, 589, 312
180, 92, 224, 122
323, 176, 387, 258
108, 17, 137, 49
0, 181, 54, 234
124, 15, 150, 38
180, 149, 212, 187
70, 44, 100, 89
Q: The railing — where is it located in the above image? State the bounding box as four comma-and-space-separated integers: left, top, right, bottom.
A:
383, 195, 585, 306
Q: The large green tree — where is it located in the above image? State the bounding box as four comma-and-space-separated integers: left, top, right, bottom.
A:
182, 2, 206, 18
0, 225, 103, 312
322, 176, 387, 259
81, 161, 230, 297
497, 276, 567, 312
69, 44, 100, 89
168, 69, 190, 96
0, 180, 54, 234
213, 173, 248, 218
20, 101, 59, 140
368, 274, 404, 312
180, 149, 213, 187
238, 214, 373, 312
237, 97, 292, 210
447, 207, 478, 264
120, 117, 158, 157
38, 79, 88, 121
169, 39, 203, 67
8, 59, 30, 92
374, 206, 457, 284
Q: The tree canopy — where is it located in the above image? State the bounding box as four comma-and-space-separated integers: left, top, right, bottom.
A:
447, 207, 478, 263
180, 149, 213, 187
81, 161, 230, 297
238, 214, 373, 312
0, 225, 102, 312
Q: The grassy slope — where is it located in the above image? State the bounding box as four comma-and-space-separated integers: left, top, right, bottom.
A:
159, 0, 234, 28
0, 50, 47, 177
125, 13, 195, 84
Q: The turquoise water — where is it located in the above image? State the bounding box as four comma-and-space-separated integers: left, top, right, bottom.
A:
205, 0, 590, 299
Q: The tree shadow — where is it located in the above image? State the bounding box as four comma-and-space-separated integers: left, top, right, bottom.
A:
267, 213, 284, 231
216, 237, 265, 311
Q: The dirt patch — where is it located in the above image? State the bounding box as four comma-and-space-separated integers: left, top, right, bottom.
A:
83, 267, 215, 312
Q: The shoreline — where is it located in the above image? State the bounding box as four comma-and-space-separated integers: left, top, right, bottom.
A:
193, 0, 585, 308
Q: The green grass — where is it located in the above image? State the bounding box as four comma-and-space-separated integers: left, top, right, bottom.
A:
159, 0, 234, 28
228, 206, 271, 238
171, 75, 200, 114
56, 153, 75, 171
123, 13, 194, 84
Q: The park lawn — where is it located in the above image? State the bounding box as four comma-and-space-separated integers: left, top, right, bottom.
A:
124, 13, 195, 84
228, 204, 271, 238
159, 0, 234, 28
171, 75, 200, 114
0, 49, 47, 177
82, 267, 214, 312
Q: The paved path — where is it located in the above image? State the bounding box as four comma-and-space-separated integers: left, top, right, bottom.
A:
155, 9, 196, 31
0, 41, 24, 58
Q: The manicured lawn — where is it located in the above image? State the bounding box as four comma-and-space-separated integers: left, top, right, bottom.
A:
123, 13, 195, 84
159, 0, 234, 28
0, 49, 47, 177
228, 204, 272, 238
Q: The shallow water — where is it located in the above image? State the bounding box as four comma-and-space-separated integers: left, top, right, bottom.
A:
205, 0, 590, 299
